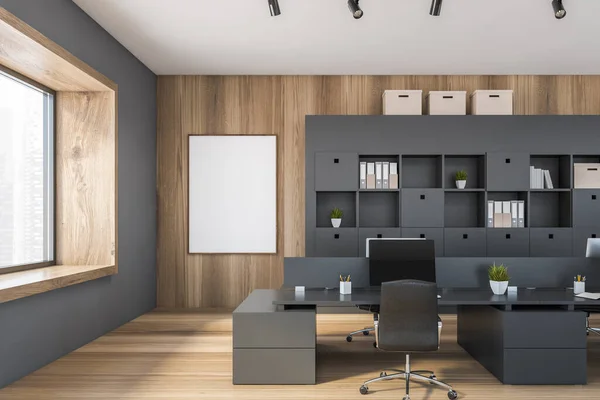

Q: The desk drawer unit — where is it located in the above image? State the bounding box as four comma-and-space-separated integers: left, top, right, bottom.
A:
457, 306, 587, 385
233, 349, 315, 385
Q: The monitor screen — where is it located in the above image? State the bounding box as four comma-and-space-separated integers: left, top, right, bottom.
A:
368, 239, 436, 286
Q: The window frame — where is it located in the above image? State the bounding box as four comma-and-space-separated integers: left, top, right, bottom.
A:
0, 65, 57, 275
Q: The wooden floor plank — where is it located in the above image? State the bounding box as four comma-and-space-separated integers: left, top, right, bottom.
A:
1, 312, 600, 399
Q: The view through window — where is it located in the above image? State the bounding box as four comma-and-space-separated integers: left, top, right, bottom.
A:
0, 69, 54, 271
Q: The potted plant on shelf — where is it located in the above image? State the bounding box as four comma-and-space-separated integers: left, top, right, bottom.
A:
488, 263, 510, 295
455, 170, 468, 189
330, 207, 343, 228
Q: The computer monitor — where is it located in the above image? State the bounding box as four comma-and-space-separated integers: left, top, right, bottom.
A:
586, 238, 600, 258
368, 239, 436, 286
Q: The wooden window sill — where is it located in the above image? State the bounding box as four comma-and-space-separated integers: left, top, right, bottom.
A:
0, 265, 117, 304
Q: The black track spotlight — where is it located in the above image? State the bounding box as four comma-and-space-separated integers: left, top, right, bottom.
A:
268, 0, 281, 17
552, 0, 566, 19
348, 0, 363, 19
429, 0, 443, 16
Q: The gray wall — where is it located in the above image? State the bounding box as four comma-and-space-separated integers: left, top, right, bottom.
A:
0, 0, 157, 388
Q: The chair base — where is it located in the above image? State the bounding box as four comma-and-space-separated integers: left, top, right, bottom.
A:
359, 354, 457, 399
346, 327, 374, 342
586, 315, 600, 336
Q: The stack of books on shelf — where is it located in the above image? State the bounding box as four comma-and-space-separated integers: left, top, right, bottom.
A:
360, 162, 398, 189
530, 166, 554, 189
487, 200, 525, 228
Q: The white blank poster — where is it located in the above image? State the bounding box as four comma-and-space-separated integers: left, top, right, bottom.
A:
189, 135, 277, 253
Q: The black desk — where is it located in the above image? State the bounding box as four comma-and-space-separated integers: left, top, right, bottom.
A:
233, 288, 598, 385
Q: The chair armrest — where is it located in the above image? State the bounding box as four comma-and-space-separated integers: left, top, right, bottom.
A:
438, 316, 443, 348
374, 313, 379, 348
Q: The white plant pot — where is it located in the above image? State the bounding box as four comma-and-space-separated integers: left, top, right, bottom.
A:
456, 180, 467, 189
490, 280, 509, 295
331, 218, 342, 228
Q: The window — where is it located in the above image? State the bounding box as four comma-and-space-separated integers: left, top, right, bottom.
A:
0, 68, 55, 273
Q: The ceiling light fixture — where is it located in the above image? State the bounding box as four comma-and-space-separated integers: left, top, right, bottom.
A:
268, 0, 281, 17
347, 0, 363, 19
552, 0, 566, 19
429, 0, 443, 16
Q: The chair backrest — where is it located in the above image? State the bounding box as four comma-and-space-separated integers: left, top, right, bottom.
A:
378, 279, 439, 352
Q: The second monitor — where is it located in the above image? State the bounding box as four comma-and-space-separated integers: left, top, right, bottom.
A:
368, 238, 436, 286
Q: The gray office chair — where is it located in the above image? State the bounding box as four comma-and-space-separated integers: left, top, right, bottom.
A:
359, 280, 457, 400
346, 305, 377, 344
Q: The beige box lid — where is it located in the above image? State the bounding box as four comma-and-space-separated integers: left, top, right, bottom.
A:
471, 90, 514, 97
426, 91, 467, 98
383, 90, 422, 97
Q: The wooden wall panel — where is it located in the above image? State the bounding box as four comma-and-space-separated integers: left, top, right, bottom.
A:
56, 92, 116, 266
157, 75, 600, 309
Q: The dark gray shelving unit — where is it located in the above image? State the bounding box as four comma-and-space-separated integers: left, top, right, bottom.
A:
306, 116, 600, 258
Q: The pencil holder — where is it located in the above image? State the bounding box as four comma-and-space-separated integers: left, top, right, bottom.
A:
340, 281, 352, 295
574, 281, 585, 295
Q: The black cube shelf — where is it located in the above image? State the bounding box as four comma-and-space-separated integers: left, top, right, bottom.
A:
306, 116, 600, 258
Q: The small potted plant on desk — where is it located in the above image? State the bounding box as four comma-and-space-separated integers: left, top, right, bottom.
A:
489, 263, 510, 295
455, 170, 468, 189
331, 207, 343, 228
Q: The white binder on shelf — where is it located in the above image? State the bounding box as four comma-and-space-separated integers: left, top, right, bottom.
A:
487, 201, 494, 228
493, 201, 503, 228
544, 170, 554, 189
530, 166, 535, 189
383, 162, 390, 189
366, 162, 375, 189
511, 201, 518, 227
517, 200, 525, 228
375, 162, 383, 189
502, 201, 511, 228
389, 162, 399, 189
360, 162, 367, 189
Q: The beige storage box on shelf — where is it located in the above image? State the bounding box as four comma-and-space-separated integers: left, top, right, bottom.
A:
574, 164, 600, 188
471, 90, 513, 115
426, 91, 467, 115
382, 90, 422, 115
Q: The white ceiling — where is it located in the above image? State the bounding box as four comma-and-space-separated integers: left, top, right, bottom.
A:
73, 0, 600, 75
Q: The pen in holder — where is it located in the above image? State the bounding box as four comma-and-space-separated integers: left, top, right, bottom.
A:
574, 275, 586, 295
340, 275, 352, 294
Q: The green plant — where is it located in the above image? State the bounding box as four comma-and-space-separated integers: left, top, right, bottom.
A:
455, 170, 468, 181
488, 263, 510, 282
330, 207, 343, 219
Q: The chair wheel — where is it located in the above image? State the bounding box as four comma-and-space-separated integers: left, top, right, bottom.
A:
448, 390, 458, 399
363, 330, 370, 336
380, 372, 387, 377
373, 342, 377, 348
360, 385, 368, 395
346, 336, 353, 342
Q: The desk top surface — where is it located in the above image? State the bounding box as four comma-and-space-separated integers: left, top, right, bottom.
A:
270, 288, 600, 306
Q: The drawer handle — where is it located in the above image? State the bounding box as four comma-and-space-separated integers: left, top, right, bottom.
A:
377, 234, 383, 238
334, 234, 340, 239
506, 234, 511, 239
593, 195, 597, 200
489, 95, 500, 98
505, 158, 511, 164
442, 96, 454, 99
398, 94, 409, 98
592, 234, 597, 239
588, 168, 598, 171
420, 234, 426, 239
420, 194, 426, 200
548, 234, 554, 239
334, 158, 339, 164
463, 234, 468, 239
